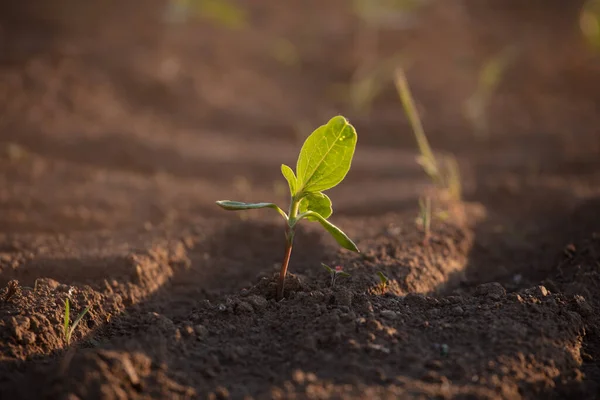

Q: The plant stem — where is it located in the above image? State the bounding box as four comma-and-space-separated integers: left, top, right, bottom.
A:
277, 196, 301, 300
277, 227, 294, 300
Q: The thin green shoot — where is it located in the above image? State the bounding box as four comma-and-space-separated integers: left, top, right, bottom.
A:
63, 298, 91, 346
465, 46, 517, 136
217, 116, 360, 300
394, 68, 441, 184
394, 67, 462, 200
377, 271, 389, 292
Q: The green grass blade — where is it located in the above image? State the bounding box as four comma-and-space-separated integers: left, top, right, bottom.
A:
69, 305, 91, 338
394, 68, 440, 183
63, 298, 70, 339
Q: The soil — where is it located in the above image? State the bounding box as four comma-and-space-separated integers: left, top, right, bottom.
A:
1, 0, 600, 399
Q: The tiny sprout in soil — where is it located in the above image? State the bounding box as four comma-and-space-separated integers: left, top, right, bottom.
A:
63, 298, 91, 346
377, 271, 389, 292
322, 263, 351, 287
217, 116, 360, 300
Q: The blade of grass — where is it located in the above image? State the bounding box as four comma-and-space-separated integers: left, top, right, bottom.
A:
63, 298, 70, 343
69, 305, 91, 338
394, 68, 440, 184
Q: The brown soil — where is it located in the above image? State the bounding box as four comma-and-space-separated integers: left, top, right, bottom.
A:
1, 0, 600, 398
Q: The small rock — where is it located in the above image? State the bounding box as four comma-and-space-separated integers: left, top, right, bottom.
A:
292, 369, 306, 384
452, 306, 464, 315
194, 324, 209, 339
475, 282, 506, 300
507, 293, 524, 303
35, 278, 60, 291
367, 343, 390, 354
526, 285, 549, 298
574, 295, 593, 317
247, 295, 268, 310
380, 310, 398, 320
182, 325, 195, 337
235, 301, 254, 314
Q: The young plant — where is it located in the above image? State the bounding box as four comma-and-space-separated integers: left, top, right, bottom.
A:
63, 298, 91, 346
217, 116, 360, 300
322, 263, 351, 288
377, 271, 389, 293
394, 68, 462, 200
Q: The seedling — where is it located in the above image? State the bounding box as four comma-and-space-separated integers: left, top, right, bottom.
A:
377, 271, 389, 292
63, 298, 91, 346
217, 116, 360, 300
394, 68, 462, 200
417, 196, 431, 243
322, 263, 351, 287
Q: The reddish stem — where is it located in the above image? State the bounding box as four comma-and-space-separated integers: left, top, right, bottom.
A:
276, 230, 294, 301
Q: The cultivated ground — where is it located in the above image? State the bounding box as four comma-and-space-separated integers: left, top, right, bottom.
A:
1, 1, 600, 398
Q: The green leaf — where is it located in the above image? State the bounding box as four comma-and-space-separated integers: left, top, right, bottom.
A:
281, 164, 297, 196
336, 271, 351, 278
377, 271, 389, 285
301, 211, 359, 252
321, 263, 334, 274
296, 116, 357, 193
299, 192, 332, 220
216, 200, 287, 219
69, 305, 91, 337
63, 298, 70, 338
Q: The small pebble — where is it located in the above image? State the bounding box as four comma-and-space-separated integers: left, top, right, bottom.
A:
247, 295, 268, 310
194, 324, 209, 339
380, 310, 398, 320
452, 306, 464, 315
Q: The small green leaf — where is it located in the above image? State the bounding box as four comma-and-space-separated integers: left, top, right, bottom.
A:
299, 192, 332, 220
377, 271, 389, 285
302, 211, 359, 252
216, 200, 287, 219
296, 116, 357, 193
70, 305, 91, 337
63, 298, 70, 339
321, 263, 334, 274
281, 164, 297, 196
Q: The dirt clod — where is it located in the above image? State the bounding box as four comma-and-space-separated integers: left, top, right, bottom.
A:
475, 282, 506, 300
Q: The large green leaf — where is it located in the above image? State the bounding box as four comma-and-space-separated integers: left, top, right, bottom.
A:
296, 116, 357, 193
280, 164, 297, 196
299, 192, 332, 220
216, 200, 287, 219
301, 211, 359, 252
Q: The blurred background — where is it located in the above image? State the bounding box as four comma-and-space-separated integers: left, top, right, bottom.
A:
0, 0, 599, 232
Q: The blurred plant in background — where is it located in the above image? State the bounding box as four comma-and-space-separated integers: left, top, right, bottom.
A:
164, 0, 246, 28
464, 46, 518, 137
580, 0, 600, 49
344, 0, 432, 113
